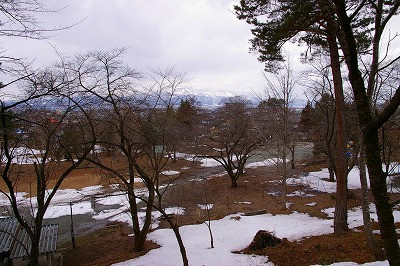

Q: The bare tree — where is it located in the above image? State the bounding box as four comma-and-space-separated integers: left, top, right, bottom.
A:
0, 0, 80, 68
199, 96, 260, 188
67, 50, 189, 265
194, 179, 214, 249
261, 61, 298, 210
0, 68, 96, 266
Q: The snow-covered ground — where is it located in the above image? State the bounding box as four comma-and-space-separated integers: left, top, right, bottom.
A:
287, 167, 365, 193
2, 156, 399, 265
198, 204, 213, 210
246, 158, 281, 168
109, 164, 399, 265
1, 147, 47, 165
114, 206, 399, 266
176, 152, 284, 169
2, 181, 392, 266
161, 170, 181, 176
287, 165, 400, 194
0, 184, 185, 230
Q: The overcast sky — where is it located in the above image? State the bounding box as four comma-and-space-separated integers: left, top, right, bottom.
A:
2, 0, 308, 98
3, 1, 399, 99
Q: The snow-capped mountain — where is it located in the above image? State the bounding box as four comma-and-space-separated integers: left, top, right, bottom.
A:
177, 89, 307, 109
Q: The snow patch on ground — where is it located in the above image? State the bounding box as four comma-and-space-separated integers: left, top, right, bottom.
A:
114, 212, 333, 266
1, 147, 45, 165
198, 158, 221, 167
0, 186, 104, 219
175, 152, 224, 168
161, 170, 181, 176
44, 202, 94, 219
234, 201, 252, 205
96, 193, 141, 206
246, 158, 280, 168
198, 204, 214, 210
165, 207, 185, 215
189, 178, 205, 182
290, 165, 400, 194
287, 167, 368, 193
0, 192, 27, 206
322, 204, 400, 229
287, 191, 316, 197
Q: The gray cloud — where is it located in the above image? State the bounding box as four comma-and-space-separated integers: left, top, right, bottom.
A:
9, 0, 398, 99
3, 0, 272, 96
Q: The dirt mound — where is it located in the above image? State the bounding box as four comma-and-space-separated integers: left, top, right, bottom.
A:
247, 230, 282, 251
255, 232, 380, 266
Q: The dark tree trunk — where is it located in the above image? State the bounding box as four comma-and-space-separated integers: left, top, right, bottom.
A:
327, 30, 348, 235
129, 190, 144, 252
134, 233, 146, 252
359, 146, 384, 259
328, 167, 335, 182
159, 209, 189, 266
28, 220, 43, 266
326, 1, 400, 262
290, 146, 295, 169
226, 166, 239, 188
365, 130, 400, 262
207, 223, 214, 248
326, 140, 336, 182
231, 178, 238, 188
29, 239, 40, 266
130, 186, 155, 252
281, 158, 287, 210
238, 166, 244, 175
127, 185, 145, 252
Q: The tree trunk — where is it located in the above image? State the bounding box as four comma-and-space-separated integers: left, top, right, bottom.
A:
160, 210, 189, 266
29, 222, 42, 266
238, 164, 245, 175
328, 167, 335, 182
231, 178, 238, 188
129, 193, 144, 252
127, 180, 145, 252
326, 140, 336, 182
29, 239, 40, 266
141, 187, 155, 236
359, 146, 385, 259
206, 223, 214, 248
281, 156, 287, 210
327, 31, 348, 235
324, 1, 400, 262
130, 187, 154, 252
364, 130, 400, 262
290, 146, 295, 170
134, 233, 147, 252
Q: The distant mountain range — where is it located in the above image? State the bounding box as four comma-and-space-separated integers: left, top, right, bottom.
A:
3, 90, 308, 111
178, 89, 308, 109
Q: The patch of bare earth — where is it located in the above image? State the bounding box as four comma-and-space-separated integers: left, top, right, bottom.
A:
241, 232, 382, 266
60, 222, 159, 266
